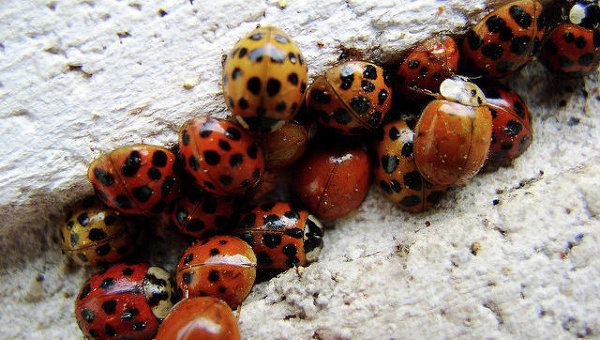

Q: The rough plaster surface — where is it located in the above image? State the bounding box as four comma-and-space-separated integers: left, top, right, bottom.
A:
1, 0, 599, 338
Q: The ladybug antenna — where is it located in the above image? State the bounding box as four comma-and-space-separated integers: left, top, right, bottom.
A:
408, 85, 444, 100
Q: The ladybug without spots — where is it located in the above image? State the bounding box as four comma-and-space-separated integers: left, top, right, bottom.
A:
176, 235, 257, 308
256, 120, 310, 169
88, 144, 180, 215
479, 82, 533, 167
413, 77, 493, 186
307, 61, 393, 135
540, 0, 600, 77
223, 26, 308, 133
235, 201, 324, 271
75, 263, 175, 339
395, 36, 459, 101
294, 145, 371, 220
171, 194, 236, 239
374, 121, 447, 212
59, 197, 141, 266
155, 297, 241, 340
179, 116, 265, 196
460, 0, 545, 78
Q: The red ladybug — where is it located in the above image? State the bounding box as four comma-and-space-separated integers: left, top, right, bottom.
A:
88, 144, 180, 215
155, 297, 240, 340
479, 82, 533, 167
395, 36, 459, 101
235, 202, 324, 271
256, 120, 310, 169
307, 61, 392, 135
294, 145, 370, 221
179, 116, 265, 196
540, 1, 600, 77
175, 235, 256, 308
414, 77, 493, 186
75, 263, 175, 339
374, 121, 447, 212
171, 194, 236, 239
460, 0, 545, 78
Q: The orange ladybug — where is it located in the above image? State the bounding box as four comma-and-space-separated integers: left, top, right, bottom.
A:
59, 197, 141, 266
175, 236, 256, 308
88, 144, 180, 215
307, 61, 392, 135
413, 77, 493, 186
256, 120, 309, 169
235, 202, 323, 271
374, 121, 447, 212
395, 36, 459, 101
460, 0, 545, 78
540, 1, 600, 77
479, 82, 533, 167
223, 26, 308, 133
155, 297, 240, 340
179, 116, 265, 196
293, 145, 370, 221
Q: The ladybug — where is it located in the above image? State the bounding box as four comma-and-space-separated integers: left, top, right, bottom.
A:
307, 61, 393, 135
256, 120, 309, 169
179, 116, 265, 196
176, 235, 256, 308
395, 36, 459, 101
293, 145, 370, 221
88, 144, 180, 215
223, 26, 308, 133
478, 82, 533, 167
374, 121, 447, 212
413, 77, 493, 186
540, 1, 600, 77
59, 197, 141, 266
235, 202, 324, 271
460, 0, 545, 78
155, 297, 240, 340
171, 194, 236, 239
75, 263, 175, 339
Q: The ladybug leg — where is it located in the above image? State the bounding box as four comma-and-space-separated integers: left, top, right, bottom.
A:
234, 302, 243, 321
294, 265, 305, 279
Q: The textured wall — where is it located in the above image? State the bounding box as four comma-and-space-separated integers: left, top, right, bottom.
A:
1, 0, 599, 338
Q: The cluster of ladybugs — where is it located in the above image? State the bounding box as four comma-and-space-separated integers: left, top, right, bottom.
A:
58, 0, 599, 338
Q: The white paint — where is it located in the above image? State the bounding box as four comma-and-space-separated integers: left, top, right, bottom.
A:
1, 0, 600, 339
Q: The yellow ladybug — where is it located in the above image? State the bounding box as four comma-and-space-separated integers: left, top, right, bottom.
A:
223, 26, 308, 133
59, 197, 141, 266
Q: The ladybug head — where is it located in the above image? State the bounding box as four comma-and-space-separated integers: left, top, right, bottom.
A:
304, 215, 324, 263
570, 0, 600, 29
439, 76, 487, 107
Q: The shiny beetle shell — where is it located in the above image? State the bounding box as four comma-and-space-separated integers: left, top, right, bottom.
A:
155, 297, 241, 340
395, 36, 459, 101
540, 23, 600, 77
307, 61, 393, 135
414, 79, 493, 186
88, 144, 180, 215
374, 121, 447, 212
179, 116, 265, 196
460, 0, 545, 78
175, 235, 257, 308
223, 26, 308, 133
480, 82, 533, 166
75, 263, 176, 339
293, 145, 371, 221
60, 197, 140, 266
256, 120, 309, 169
235, 202, 324, 271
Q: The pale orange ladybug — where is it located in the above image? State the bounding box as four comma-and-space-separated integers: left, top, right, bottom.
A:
223, 26, 308, 133
413, 77, 493, 186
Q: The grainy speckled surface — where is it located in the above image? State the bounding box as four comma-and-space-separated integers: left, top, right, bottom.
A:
1, 0, 599, 338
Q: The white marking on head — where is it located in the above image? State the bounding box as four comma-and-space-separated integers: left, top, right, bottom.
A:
570, 3, 587, 25
439, 77, 486, 106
